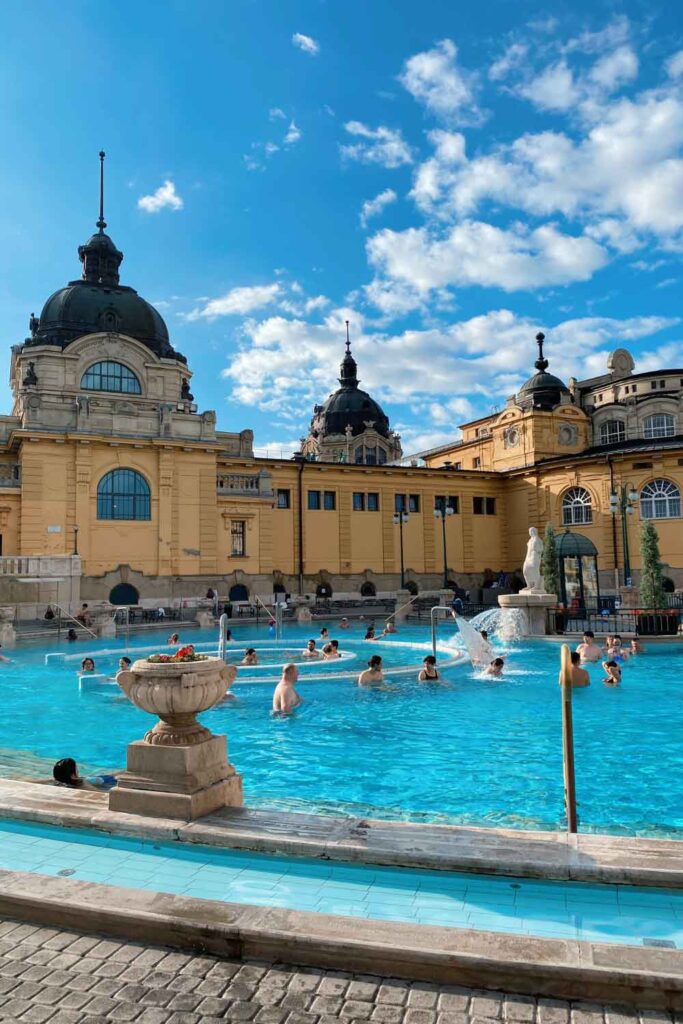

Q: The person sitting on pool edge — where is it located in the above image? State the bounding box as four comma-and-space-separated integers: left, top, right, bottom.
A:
272, 664, 303, 714
302, 639, 320, 658
358, 654, 386, 688
602, 660, 622, 686
486, 657, 505, 678
80, 657, 96, 673
576, 630, 602, 663
52, 758, 117, 791
418, 655, 439, 682
561, 651, 590, 688
242, 647, 258, 666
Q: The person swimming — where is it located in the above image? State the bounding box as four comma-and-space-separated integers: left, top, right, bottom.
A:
67, 629, 78, 642
418, 655, 439, 682
272, 664, 302, 714
80, 657, 95, 673
602, 659, 622, 686
319, 627, 330, 642
630, 637, 644, 654
561, 651, 590, 687
52, 758, 117, 791
168, 633, 180, 645
364, 625, 376, 640
302, 639, 320, 658
118, 656, 131, 672
322, 642, 341, 660
242, 647, 258, 666
607, 635, 629, 662
358, 654, 386, 688
339, 617, 350, 630
486, 657, 505, 678
383, 621, 397, 635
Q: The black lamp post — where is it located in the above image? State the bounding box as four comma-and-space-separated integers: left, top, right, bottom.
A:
74, 526, 79, 556
392, 510, 409, 589
609, 484, 639, 590
433, 502, 454, 588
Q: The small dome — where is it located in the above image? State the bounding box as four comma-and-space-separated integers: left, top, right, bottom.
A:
516, 331, 569, 411
318, 386, 390, 438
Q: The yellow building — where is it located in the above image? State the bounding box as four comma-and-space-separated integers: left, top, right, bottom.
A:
2, 177, 682, 613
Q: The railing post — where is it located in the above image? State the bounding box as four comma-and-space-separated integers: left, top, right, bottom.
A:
559, 644, 578, 834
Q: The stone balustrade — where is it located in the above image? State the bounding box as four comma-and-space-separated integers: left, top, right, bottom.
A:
0, 554, 81, 578
216, 469, 273, 497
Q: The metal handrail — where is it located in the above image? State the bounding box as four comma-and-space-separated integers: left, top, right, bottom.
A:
430, 605, 454, 659
53, 603, 98, 640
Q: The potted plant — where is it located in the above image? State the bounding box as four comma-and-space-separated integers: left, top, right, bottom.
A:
637, 522, 677, 635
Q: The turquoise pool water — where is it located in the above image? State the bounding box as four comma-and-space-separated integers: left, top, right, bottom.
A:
0, 819, 680, 947
2, 621, 683, 836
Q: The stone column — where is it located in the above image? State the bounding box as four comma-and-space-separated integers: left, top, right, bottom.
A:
109, 656, 241, 820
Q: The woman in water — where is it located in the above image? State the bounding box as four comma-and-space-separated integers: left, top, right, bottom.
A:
602, 660, 622, 686
168, 633, 180, 645
418, 655, 439, 682
80, 657, 96, 673
242, 647, 258, 666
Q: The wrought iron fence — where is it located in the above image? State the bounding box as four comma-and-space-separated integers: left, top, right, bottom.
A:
550, 608, 681, 636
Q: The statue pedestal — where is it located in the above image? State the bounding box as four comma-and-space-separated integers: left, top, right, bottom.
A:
498, 592, 556, 636
109, 736, 242, 820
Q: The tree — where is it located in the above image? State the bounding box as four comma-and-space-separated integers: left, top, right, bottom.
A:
542, 522, 559, 597
639, 520, 667, 609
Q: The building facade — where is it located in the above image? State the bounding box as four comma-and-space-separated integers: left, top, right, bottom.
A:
2, 182, 682, 610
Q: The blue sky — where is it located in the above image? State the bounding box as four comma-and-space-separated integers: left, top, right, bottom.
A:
1, 0, 683, 455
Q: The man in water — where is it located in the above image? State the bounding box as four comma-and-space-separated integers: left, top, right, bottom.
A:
242, 648, 258, 666
322, 642, 341, 660
602, 660, 621, 686
418, 655, 440, 682
339, 617, 350, 630
383, 621, 397, 635
561, 651, 590, 687
272, 664, 302, 713
302, 639, 320, 658
576, 630, 602, 663
119, 656, 131, 672
486, 657, 505, 678
607, 635, 629, 662
364, 625, 377, 640
358, 654, 385, 688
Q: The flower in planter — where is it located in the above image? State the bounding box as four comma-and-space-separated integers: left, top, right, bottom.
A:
147, 644, 209, 664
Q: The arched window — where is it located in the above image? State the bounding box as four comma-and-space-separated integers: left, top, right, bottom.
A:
228, 584, 249, 601
640, 479, 681, 520
360, 581, 376, 597
109, 583, 139, 606
81, 361, 142, 394
562, 487, 593, 526
643, 414, 675, 439
599, 420, 625, 444
97, 469, 150, 521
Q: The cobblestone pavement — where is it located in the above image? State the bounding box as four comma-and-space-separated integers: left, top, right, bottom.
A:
0, 918, 675, 1024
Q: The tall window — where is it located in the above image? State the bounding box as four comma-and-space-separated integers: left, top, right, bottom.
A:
308, 490, 321, 510
367, 492, 379, 511
231, 520, 246, 556
562, 487, 592, 526
600, 420, 625, 444
323, 490, 336, 510
435, 496, 459, 513
408, 494, 420, 513
97, 469, 150, 521
82, 361, 141, 394
276, 489, 290, 509
353, 492, 365, 511
473, 497, 496, 515
640, 479, 681, 520
395, 494, 406, 513
643, 414, 675, 439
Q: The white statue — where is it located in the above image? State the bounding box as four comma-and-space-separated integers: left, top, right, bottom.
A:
521, 526, 545, 594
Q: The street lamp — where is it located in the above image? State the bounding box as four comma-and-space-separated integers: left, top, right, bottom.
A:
609, 484, 639, 590
392, 510, 409, 589
433, 502, 454, 588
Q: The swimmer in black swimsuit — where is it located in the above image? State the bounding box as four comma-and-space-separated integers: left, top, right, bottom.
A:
418, 655, 440, 682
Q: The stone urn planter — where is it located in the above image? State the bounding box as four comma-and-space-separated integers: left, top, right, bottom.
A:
109, 655, 242, 821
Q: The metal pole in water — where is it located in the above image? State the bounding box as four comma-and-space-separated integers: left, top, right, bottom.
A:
559, 644, 578, 834
218, 613, 228, 661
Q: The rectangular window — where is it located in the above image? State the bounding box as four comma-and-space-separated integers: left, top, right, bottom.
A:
276, 489, 290, 509
308, 490, 321, 510
323, 490, 336, 511
352, 492, 365, 512
651, 381, 657, 389
473, 457, 481, 468
473, 496, 496, 515
231, 521, 245, 557
395, 493, 406, 513
660, 380, 666, 388
354, 447, 363, 463
408, 494, 420, 513
435, 495, 459, 513
367, 492, 379, 511
453, 462, 462, 470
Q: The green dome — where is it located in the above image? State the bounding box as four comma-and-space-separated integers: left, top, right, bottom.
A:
516, 331, 569, 411
557, 531, 598, 557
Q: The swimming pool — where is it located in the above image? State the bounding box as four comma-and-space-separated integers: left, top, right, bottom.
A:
1, 819, 681, 947
3, 621, 683, 837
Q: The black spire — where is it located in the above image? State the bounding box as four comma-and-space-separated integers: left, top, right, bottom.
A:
534, 331, 548, 372
78, 151, 123, 286
339, 320, 359, 388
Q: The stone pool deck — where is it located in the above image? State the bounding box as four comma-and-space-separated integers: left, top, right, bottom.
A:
0, 782, 682, 1009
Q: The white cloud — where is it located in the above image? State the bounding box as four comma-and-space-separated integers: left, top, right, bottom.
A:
589, 46, 638, 91
399, 38, 480, 123
187, 284, 282, 320
292, 32, 319, 56
269, 107, 287, 120
360, 188, 397, 227
220, 307, 677, 426
341, 121, 413, 168
489, 42, 528, 82
366, 220, 607, 299
666, 50, 683, 79
518, 61, 580, 112
137, 180, 183, 214
284, 120, 302, 145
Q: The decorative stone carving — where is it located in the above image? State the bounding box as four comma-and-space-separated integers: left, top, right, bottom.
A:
116, 657, 235, 746
558, 423, 578, 446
